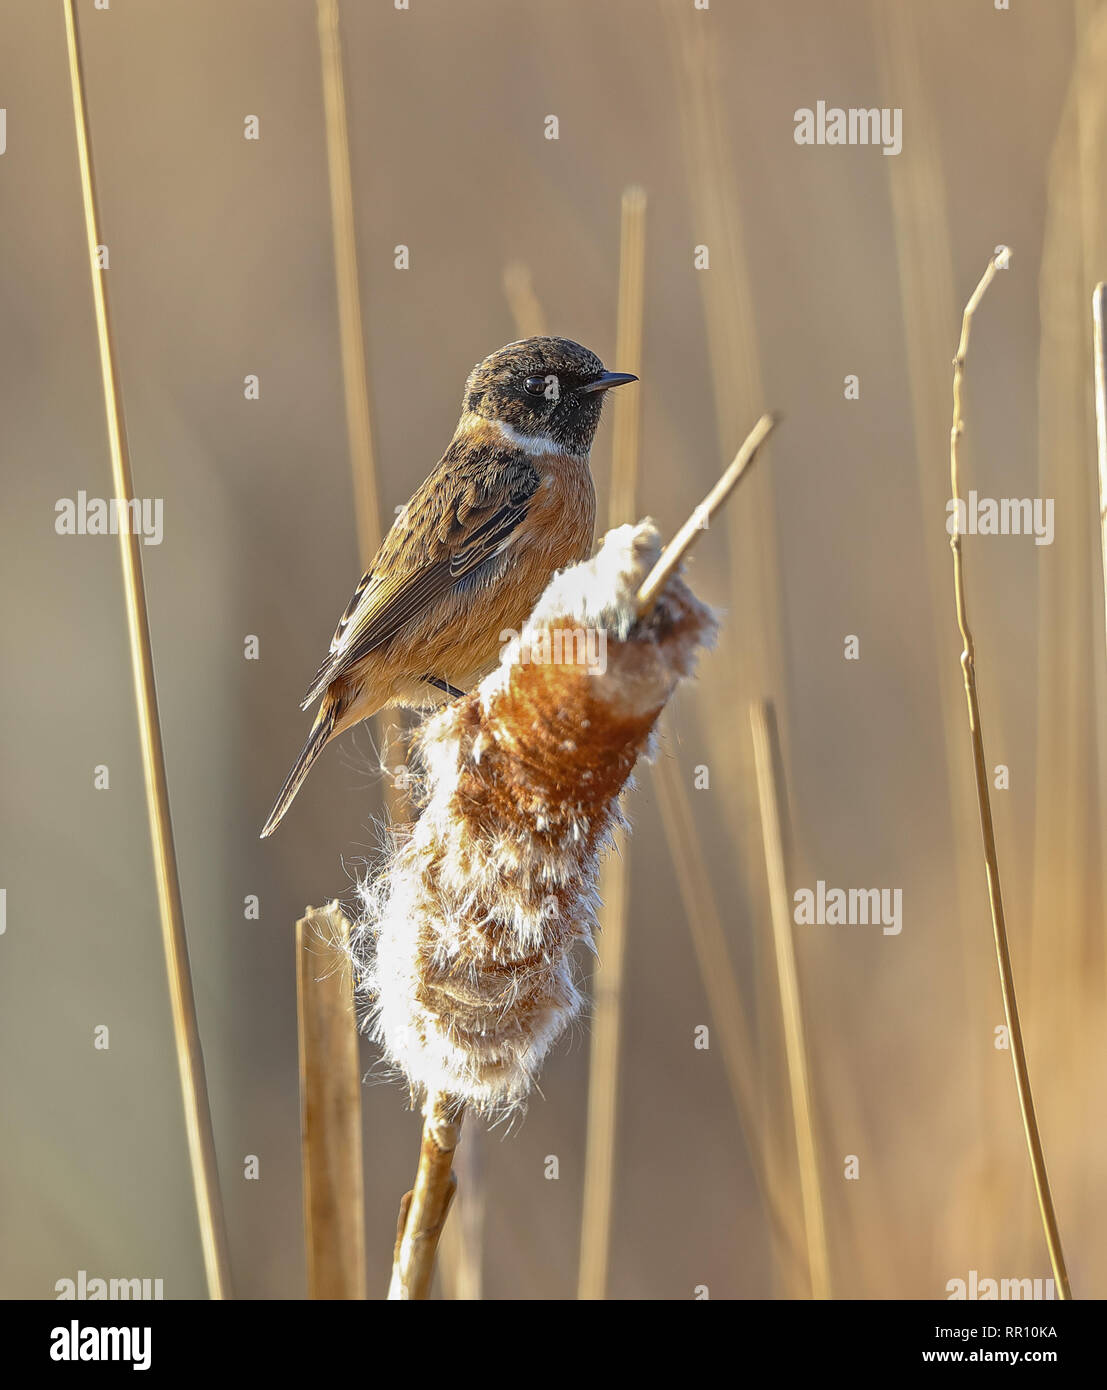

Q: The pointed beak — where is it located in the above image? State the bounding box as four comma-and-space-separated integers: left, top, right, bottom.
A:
577, 371, 639, 394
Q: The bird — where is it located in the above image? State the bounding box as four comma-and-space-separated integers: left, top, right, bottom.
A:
260, 335, 637, 838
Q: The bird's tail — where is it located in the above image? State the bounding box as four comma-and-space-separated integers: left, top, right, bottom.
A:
259, 701, 337, 839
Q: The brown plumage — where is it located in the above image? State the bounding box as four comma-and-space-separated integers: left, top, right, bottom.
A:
260, 336, 637, 838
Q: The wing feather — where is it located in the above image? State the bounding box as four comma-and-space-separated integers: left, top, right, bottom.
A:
300, 448, 539, 708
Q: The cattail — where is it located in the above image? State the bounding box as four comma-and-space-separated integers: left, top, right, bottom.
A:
349, 521, 718, 1117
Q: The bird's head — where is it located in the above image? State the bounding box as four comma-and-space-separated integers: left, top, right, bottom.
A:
461, 337, 637, 457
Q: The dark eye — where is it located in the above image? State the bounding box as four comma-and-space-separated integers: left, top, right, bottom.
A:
523, 375, 548, 396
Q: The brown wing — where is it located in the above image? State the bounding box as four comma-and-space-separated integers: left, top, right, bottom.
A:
300, 449, 539, 708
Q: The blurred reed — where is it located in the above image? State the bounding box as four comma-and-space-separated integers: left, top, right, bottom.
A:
503, 262, 548, 338
652, 740, 804, 1285
871, 0, 992, 1046
62, 0, 231, 1301
316, 0, 382, 564
871, 0, 1005, 1283
1095, 282, 1107, 662
578, 185, 647, 1302
316, 0, 413, 834
751, 700, 831, 1300
662, 12, 796, 1282
296, 902, 367, 1300
1032, 7, 1106, 1058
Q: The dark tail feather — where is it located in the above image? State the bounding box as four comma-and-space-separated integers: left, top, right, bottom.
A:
259, 704, 337, 838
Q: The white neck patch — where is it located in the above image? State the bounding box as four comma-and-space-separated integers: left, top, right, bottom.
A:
460, 412, 579, 459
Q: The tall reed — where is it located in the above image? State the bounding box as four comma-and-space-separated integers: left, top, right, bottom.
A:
62, 0, 231, 1300
948, 248, 1071, 1300
578, 185, 647, 1302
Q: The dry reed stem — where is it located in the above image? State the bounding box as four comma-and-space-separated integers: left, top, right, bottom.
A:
750, 701, 831, 1300
62, 0, 231, 1301
1094, 283, 1107, 663
315, 0, 411, 830
297, 903, 367, 1300
949, 248, 1072, 1300
637, 412, 777, 618
388, 1093, 463, 1300
608, 187, 648, 525
316, 0, 382, 565
577, 187, 647, 1301
651, 741, 805, 1282
503, 262, 548, 338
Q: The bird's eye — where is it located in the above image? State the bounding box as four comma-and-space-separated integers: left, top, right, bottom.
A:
523, 375, 549, 396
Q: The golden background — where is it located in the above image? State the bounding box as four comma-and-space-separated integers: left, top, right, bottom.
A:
0, 0, 1103, 1299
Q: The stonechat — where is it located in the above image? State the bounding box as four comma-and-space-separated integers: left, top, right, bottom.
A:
260, 335, 637, 837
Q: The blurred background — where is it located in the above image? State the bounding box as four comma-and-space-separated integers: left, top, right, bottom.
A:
1, 0, 1105, 1300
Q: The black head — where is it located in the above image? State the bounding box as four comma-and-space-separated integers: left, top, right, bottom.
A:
461, 337, 637, 457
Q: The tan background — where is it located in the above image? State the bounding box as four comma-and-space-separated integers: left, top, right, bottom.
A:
1, 0, 1104, 1299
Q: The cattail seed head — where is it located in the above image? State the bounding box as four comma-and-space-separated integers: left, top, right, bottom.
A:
351, 521, 718, 1117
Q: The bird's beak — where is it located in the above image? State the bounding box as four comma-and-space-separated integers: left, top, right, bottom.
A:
577, 371, 639, 393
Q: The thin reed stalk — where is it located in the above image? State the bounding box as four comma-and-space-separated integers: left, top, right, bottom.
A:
62, 0, 231, 1301
636, 413, 776, 616
389, 1095, 463, 1300
316, 0, 382, 565
577, 187, 647, 1301
1094, 283, 1107, 663
948, 248, 1072, 1300
608, 187, 647, 525
297, 903, 367, 1300
315, 0, 419, 843
750, 701, 831, 1300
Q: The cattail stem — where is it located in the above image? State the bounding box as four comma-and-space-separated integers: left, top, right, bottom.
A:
388, 1094, 463, 1300
949, 248, 1071, 1299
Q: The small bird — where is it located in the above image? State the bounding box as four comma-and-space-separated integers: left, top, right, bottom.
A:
260, 336, 637, 837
